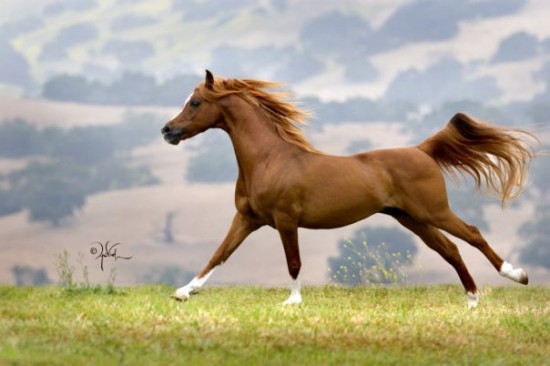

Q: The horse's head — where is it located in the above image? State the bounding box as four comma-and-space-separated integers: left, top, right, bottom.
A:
162, 70, 223, 145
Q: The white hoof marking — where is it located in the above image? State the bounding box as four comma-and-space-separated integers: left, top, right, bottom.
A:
499, 261, 529, 285
172, 268, 216, 302
467, 291, 479, 309
281, 278, 302, 305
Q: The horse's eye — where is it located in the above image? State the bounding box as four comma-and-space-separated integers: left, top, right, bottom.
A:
190, 99, 201, 107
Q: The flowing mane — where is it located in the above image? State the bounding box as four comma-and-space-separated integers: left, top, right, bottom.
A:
196, 77, 319, 153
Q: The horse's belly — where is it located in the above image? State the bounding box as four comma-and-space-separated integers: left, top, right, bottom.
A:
298, 195, 382, 229
296, 162, 389, 229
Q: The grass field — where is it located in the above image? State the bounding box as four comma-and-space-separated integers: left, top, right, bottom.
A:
0, 285, 548, 365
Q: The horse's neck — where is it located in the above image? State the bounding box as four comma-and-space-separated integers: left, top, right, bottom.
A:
223, 98, 289, 178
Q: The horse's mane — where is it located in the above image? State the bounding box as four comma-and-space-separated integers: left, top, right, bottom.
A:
196, 77, 319, 153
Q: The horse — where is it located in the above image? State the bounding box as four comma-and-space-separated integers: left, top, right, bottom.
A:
161, 70, 535, 308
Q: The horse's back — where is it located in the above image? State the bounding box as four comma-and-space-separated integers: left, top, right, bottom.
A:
355, 146, 447, 208
356, 146, 442, 180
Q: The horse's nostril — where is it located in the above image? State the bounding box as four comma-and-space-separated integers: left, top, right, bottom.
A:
162, 125, 171, 134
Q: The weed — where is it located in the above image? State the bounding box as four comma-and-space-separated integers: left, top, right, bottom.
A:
54, 249, 118, 293
107, 267, 117, 293
76, 251, 90, 288
329, 236, 413, 286
54, 249, 75, 289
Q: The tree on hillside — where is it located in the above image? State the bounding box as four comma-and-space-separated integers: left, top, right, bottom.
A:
491, 31, 539, 63
300, 96, 414, 125
0, 187, 21, 216
42, 74, 98, 102
42, 72, 202, 106
0, 114, 160, 225
108, 72, 156, 105
385, 58, 502, 106
153, 74, 202, 106
40, 22, 98, 61
300, 11, 372, 59
12, 162, 87, 226
7, 158, 158, 226
0, 120, 41, 157
210, 44, 324, 83
11, 265, 51, 286
101, 39, 155, 64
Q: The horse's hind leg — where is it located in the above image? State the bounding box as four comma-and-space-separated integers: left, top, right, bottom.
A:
430, 210, 528, 285
387, 209, 481, 308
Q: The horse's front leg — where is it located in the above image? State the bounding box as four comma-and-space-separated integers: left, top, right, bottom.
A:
275, 215, 302, 305
172, 212, 260, 301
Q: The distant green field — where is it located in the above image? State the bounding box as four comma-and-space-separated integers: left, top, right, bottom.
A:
1, 285, 548, 365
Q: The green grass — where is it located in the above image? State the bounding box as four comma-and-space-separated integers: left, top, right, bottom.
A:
0, 285, 548, 365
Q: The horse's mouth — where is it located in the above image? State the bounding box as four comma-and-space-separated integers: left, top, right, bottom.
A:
161, 125, 184, 145
163, 134, 182, 145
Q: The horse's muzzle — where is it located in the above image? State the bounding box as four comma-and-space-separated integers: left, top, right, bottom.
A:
161, 124, 183, 145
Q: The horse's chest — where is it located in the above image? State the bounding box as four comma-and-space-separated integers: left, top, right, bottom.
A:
239, 184, 282, 226
248, 191, 276, 222
237, 170, 300, 226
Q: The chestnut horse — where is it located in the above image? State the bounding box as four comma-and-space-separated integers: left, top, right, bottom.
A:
162, 70, 535, 308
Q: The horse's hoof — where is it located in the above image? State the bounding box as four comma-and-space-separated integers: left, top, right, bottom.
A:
518, 269, 528, 285
500, 262, 529, 285
171, 293, 189, 302
281, 294, 302, 306
467, 291, 479, 310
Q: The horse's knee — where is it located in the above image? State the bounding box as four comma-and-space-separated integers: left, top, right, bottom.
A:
288, 260, 301, 279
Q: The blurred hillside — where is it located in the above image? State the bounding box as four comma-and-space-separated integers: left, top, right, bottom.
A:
0, 0, 549, 287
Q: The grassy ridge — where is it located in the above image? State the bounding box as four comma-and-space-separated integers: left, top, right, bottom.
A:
0, 285, 548, 365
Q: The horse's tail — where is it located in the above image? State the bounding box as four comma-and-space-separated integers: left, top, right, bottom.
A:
418, 113, 536, 206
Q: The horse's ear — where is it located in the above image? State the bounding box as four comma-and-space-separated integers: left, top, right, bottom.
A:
205, 69, 214, 90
